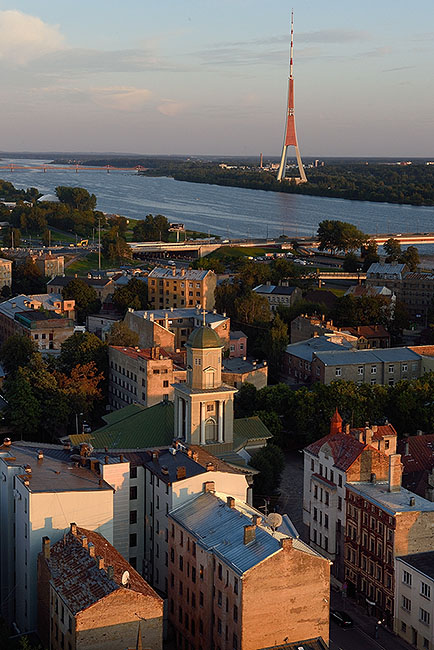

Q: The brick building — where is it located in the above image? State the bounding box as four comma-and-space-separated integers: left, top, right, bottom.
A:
30, 252, 64, 278
108, 345, 187, 410
222, 357, 268, 390
168, 490, 330, 650
124, 306, 229, 352
342, 325, 391, 349
38, 523, 163, 650
229, 330, 247, 357
344, 455, 434, 626
147, 267, 216, 311
303, 410, 397, 581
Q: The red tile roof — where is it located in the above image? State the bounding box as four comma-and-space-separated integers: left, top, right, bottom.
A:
344, 325, 390, 339
45, 525, 161, 614
305, 432, 367, 471
351, 423, 397, 442
398, 434, 434, 473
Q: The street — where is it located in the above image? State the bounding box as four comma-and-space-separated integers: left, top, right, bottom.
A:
330, 620, 385, 650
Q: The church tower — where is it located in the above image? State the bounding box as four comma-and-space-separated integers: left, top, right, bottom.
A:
173, 325, 237, 446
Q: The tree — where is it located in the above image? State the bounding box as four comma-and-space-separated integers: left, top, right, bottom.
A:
214, 281, 240, 319
107, 322, 139, 347
12, 258, 46, 294
383, 238, 401, 263
101, 227, 132, 262
343, 252, 361, 272
56, 186, 97, 211
234, 291, 271, 324
192, 257, 226, 274
59, 331, 107, 373
234, 382, 258, 418
317, 220, 366, 253
0, 334, 37, 375
56, 362, 104, 416
133, 214, 170, 242
250, 443, 285, 496
361, 240, 380, 270
1, 284, 11, 298
4, 368, 41, 437
112, 278, 148, 314
400, 246, 420, 271
62, 278, 101, 323
3, 227, 21, 248
262, 314, 289, 381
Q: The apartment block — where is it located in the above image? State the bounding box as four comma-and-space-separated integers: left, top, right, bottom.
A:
37, 524, 163, 650
0, 439, 114, 634
124, 306, 229, 352
283, 334, 357, 383
395, 552, 434, 650
222, 357, 268, 390
290, 315, 390, 349
344, 455, 434, 627
30, 252, 65, 278
168, 491, 330, 650
253, 283, 301, 312
311, 347, 422, 386
303, 410, 396, 581
147, 267, 216, 311
108, 345, 187, 410
0, 257, 12, 291
47, 275, 116, 303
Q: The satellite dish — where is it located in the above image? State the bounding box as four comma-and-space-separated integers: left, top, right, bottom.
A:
267, 513, 283, 531
121, 570, 130, 586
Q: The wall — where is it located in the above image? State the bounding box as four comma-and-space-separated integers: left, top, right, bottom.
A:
395, 560, 434, 650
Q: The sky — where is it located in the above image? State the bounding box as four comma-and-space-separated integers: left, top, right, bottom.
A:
0, 0, 433, 157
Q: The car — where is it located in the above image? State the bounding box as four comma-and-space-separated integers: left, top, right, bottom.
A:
330, 610, 353, 627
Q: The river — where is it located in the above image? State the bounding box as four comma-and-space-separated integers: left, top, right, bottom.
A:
1, 158, 434, 244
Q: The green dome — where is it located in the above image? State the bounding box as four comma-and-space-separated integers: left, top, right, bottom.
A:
187, 326, 222, 349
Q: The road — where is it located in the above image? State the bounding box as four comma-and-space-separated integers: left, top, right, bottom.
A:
330, 620, 387, 650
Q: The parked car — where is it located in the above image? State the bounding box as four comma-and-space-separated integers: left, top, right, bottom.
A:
330, 610, 353, 627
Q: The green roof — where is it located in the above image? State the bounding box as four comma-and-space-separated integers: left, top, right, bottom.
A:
233, 416, 273, 451
68, 433, 93, 446
102, 403, 146, 426
81, 401, 175, 449
187, 326, 222, 349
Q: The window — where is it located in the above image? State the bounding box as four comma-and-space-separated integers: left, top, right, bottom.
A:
163, 380, 169, 388
234, 577, 238, 594
402, 595, 411, 611
130, 510, 137, 524
311, 459, 314, 471
129, 533, 137, 547
200, 591, 204, 606
371, 366, 377, 374
335, 368, 341, 377
402, 364, 408, 372
233, 604, 238, 622
421, 582, 431, 599
218, 590, 222, 606
388, 365, 394, 374
194, 358, 201, 366
325, 492, 329, 506
192, 567, 196, 583
401, 621, 407, 633
339, 474, 343, 487
179, 555, 183, 571
233, 633, 238, 650
403, 571, 412, 586
130, 466, 137, 479
358, 366, 364, 375
420, 608, 430, 625
200, 564, 204, 580
338, 496, 342, 511
325, 514, 329, 529
129, 486, 137, 500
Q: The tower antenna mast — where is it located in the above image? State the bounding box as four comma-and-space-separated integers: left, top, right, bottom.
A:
277, 11, 307, 183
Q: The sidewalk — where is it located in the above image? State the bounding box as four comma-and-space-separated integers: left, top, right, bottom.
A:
331, 591, 414, 650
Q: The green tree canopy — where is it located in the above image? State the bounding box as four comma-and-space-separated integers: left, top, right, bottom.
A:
12, 258, 46, 295
59, 331, 107, 373
0, 334, 37, 375
56, 186, 97, 211
400, 246, 420, 271
62, 278, 101, 323
112, 278, 148, 314
106, 322, 139, 347
250, 443, 285, 496
317, 220, 367, 253
383, 238, 402, 263
133, 214, 170, 242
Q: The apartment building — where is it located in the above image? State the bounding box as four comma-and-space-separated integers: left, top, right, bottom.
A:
283, 334, 357, 383
47, 275, 116, 303
229, 330, 247, 357
141, 446, 250, 595
147, 267, 216, 311
37, 524, 163, 650
0, 439, 114, 634
108, 345, 187, 410
0, 257, 12, 291
124, 306, 229, 352
222, 357, 268, 390
303, 410, 396, 581
30, 252, 64, 278
395, 552, 434, 650
168, 490, 330, 650
312, 347, 422, 386
290, 315, 390, 349
253, 283, 301, 312
344, 455, 434, 626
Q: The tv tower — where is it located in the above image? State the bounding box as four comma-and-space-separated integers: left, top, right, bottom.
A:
277, 11, 307, 183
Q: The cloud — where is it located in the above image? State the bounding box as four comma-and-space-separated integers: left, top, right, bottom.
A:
297, 29, 369, 44
0, 10, 64, 64
157, 100, 187, 116
89, 87, 153, 112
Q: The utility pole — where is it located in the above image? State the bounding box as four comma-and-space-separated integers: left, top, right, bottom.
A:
98, 216, 101, 272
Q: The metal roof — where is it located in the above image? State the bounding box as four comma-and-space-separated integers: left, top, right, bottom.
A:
143, 448, 207, 483
131, 307, 227, 326
315, 347, 421, 366
367, 263, 406, 278
254, 284, 298, 296
347, 481, 434, 515
397, 551, 434, 581
170, 492, 284, 575
285, 336, 353, 362
148, 267, 211, 280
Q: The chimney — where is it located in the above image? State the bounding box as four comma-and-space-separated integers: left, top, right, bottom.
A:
417, 430, 423, 436
280, 537, 293, 551
252, 514, 261, 526
88, 542, 95, 558
364, 427, 373, 446
172, 266, 176, 276
96, 555, 104, 570
63, 441, 71, 451
176, 466, 186, 480
70, 522, 77, 536
36, 450, 44, 460
152, 450, 159, 461
243, 524, 256, 545
119, 454, 124, 463
388, 454, 403, 493
345, 423, 350, 435
370, 473, 376, 484
3, 437, 11, 447
409, 496, 416, 507
161, 466, 169, 475
42, 536, 50, 559
192, 451, 199, 462
371, 424, 378, 433
226, 496, 235, 509
181, 268, 185, 276
24, 465, 32, 475
81, 535, 88, 548
105, 455, 109, 465
203, 481, 215, 493
107, 565, 114, 580
206, 462, 215, 472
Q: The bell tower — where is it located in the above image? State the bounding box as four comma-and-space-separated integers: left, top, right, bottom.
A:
173, 325, 237, 446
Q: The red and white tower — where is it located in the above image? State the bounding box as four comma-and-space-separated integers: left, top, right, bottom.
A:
277, 11, 307, 183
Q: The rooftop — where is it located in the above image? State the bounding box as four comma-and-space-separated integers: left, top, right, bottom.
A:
223, 358, 266, 374
398, 551, 434, 581
130, 307, 227, 326
45, 525, 160, 614
230, 330, 247, 340
170, 491, 316, 576
259, 639, 328, 650
306, 432, 367, 471
109, 345, 173, 362
285, 335, 354, 363
348, 481, 434, 515
142, 447, 207, 483
187, 325, 222, 349
398, 433, 434, 473
253, 284, 298, 296
148, 267, 212, 281
367, 263, 406, 278
0, 293, 72, 318
314, 346, 421, 366
343, 325, 390, 339
0, 442, 113, 493
47, 275, 113, 287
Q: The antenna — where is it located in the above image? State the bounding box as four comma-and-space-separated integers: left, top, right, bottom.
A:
290, 10, 294, 79
121, 570, 130, 586
267, 512, 283, 531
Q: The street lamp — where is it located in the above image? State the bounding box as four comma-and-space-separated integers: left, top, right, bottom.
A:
75, 412, 83, 435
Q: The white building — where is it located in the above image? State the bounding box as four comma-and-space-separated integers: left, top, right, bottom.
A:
0, 439, 114, 634
395, 552, 434, 650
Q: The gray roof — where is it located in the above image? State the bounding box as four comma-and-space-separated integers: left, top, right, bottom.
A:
285, 336, 353, 363
148, 267, 212, 281
230, 330, 247, 340
169, 491, 284, 575
348, 481, 434, 515
315, 347, 421, 367
254, 284, 298, 296
143, 448, 207, 484
397, 551, 434, 581
47, 276, 113, 287
0, 443, 113, 493
223, 358, 265, 374
130, 307, 227, 326
367, 263, 406, 278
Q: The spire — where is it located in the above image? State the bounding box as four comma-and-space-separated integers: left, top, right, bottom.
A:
330, 408, 343, 436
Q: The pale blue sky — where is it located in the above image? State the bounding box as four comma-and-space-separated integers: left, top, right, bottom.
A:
0, 0, 433, 156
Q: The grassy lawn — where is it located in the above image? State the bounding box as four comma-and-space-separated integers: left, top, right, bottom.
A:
48, 230, 77, 243
65, 252, 144, 275
208, 245, 276, 260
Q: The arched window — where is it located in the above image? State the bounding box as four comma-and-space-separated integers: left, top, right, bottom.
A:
205, 418, 217, 442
